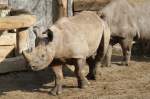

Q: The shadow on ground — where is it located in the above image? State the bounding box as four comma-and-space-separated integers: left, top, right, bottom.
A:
0, 55, 150, 97
111, 55, 150, 66
0, 65, 75, 96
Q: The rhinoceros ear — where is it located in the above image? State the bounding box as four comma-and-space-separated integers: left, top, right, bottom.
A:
43, 29, 53, 42
97, 11, 106, 20
33, 26, 44, 38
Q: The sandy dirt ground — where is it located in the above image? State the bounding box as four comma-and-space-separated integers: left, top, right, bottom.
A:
0, 55, 150, 99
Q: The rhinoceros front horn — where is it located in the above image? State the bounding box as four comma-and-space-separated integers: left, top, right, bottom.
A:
22, 50, 32, 62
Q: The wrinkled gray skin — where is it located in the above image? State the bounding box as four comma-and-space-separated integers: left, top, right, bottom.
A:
99, 0, 150, 67
23, 11, 110, 95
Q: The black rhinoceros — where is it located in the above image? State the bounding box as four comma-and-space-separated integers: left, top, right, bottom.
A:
23, 11, 110, 95
98, 0, 150, 67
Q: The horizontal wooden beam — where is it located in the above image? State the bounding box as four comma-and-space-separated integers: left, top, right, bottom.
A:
0, 33, 16, 45
0, 46, 14, 58
0, 15, 36, 30
0, 56, 27, 73
73, 0, 149, 12
73, 0, 111, 11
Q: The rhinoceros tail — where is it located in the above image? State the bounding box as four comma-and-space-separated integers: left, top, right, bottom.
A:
95, 20, 110, 62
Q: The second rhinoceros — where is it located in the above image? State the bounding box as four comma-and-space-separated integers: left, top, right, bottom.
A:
98, 0, 139, 67
23, 11, 110, 95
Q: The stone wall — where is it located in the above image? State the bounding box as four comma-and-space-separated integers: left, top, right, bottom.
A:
7, 0, 60, 49
8, 0, 55, 30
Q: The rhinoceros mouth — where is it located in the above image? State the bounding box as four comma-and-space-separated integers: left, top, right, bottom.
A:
31, 65, 45, 71
22, 42, 55, 71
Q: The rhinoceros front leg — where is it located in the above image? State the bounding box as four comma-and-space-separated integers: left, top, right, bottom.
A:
50, 65, 63, 95
75, 59, 90, 88
120, 38, 133, 66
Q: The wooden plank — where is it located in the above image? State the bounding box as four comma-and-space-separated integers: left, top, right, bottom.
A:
0, 46, 14, 58
128, 0, 150, 4
0, 15, 36, 30
73, 0, 111, 11
0, 0, 8, 5
0, 56, 27, 73
0, 33, 16, 45
73, 0, 149, 12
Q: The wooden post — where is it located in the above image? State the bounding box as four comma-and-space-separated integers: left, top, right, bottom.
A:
16, 28, 29, 55
68, 0, 73, 16
58, 0, 68, 17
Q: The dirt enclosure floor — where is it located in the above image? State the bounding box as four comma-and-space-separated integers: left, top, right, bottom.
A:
0, 55, 150, 99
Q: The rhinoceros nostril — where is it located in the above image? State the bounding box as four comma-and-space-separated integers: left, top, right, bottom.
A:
32, 66, 37, 69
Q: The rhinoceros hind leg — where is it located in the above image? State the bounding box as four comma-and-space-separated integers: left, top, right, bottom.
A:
120, 38, 133, 66
121, 61, 129, 66
50, 65, 63, 95
86, 57, 98, 80
75, 59, 90, 88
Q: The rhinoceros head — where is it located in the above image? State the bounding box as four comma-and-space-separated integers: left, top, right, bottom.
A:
23, 29, 55, 71
23, 42, 55, 71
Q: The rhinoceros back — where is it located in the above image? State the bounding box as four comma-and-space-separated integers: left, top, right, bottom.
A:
51, 11, 104, 58
101, 0, 138, 38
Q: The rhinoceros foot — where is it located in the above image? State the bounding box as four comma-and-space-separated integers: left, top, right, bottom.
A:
121, 61, 130, 66
86, 73, 100, 81
86, 73, 97, 80
50, 85, 62, 96
78, 78, 90, 89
